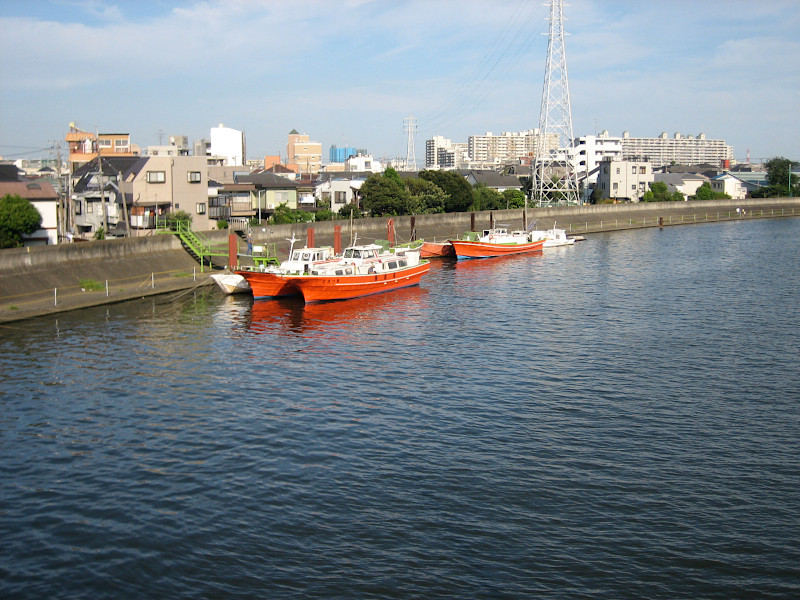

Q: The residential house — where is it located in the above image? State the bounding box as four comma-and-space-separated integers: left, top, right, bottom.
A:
70, 157, 140, 237
0, 164, 59, 245
124, 155, 212, 232
595, 158, 654, 202
315, 174, 366, 213
654, 172, 709, 200
710, 173, 761, 200
213, 172, 300, 226
464, 170, 524, 193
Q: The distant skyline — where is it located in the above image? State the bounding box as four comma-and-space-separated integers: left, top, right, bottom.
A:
1, 0, 798, 165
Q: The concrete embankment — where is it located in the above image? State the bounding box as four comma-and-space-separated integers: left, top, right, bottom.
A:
1, 198, 799, 324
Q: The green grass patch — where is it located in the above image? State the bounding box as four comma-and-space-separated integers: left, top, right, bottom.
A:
79, 278, 104, 291
8, 305, 19, 311
171, 271, 192, 278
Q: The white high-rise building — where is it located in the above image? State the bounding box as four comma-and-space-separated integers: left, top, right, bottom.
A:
209, 123, 246, 166
425, 135, 468, 169
621, 131, 733, 169
573, 131, 623, 184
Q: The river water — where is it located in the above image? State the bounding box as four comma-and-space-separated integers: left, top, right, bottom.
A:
2, 218, 799, 599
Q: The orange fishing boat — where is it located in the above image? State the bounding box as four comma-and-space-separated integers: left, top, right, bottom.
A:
420, 240, 455, 258
236, 243, 336, 299
450, 226, 546, 259
281, 243, 430, 303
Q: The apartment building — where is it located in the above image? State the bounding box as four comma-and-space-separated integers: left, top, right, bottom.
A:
468, 130, 555, 166
65, 123, 138, 173
426, 130, 558, 170
573, 132, 623, 184
595, 158, 654, 202
287, 129, 322, 174
621, 131, 733, 169
425, 135, 469, 169
209, 124, 246, 166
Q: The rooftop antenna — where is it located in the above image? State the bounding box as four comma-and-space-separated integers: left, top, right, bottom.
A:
404, 115, 417, 171
534, 0, 580, 206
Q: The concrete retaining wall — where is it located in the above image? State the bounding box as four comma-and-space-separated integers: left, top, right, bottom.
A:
2, 197, 799, 306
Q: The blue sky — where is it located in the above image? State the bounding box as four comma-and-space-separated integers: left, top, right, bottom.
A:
1, 0, 798, 165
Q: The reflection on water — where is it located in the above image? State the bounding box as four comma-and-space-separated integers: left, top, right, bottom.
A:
218, 278, 433, 338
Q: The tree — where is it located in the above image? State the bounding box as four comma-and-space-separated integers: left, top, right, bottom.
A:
760, 156, 797, 197
359, 170, 410, 216
502, 189, 526, 209
419, 170, 474, 212
405, 178, 446, 214
0, 194, 42, 248
642, 181, 683, 202
692, 182, 730, 201
472, 184, 503, 211
766, 157, 793, 189
269, 203, 314, 224
164, 209, 192, 230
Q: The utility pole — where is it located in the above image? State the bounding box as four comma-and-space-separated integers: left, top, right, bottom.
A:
534, 0, 580, 206
98, 153, 109, 237
118, 169, 130, 237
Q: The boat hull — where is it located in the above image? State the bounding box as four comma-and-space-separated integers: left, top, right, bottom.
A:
285, 262, 430, 302
450, 238, 545, 259
211, 272, 251, 295
236, 270, 299, 299
420, 241, 455, 258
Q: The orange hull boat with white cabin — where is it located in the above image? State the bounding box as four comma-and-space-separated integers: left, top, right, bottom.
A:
281, 243, 430, 302
236, 244, 336, 299
450, 226, 546, 259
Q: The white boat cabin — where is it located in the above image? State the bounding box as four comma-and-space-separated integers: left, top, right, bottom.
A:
479, 226, 535, 245
309, 244, 422, 277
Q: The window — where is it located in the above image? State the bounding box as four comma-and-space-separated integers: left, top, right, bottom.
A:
87, 201, 93, 213
196, 203, 206, 214
98, 139, 112, 147
640, 166, 647, 174
275, 191, 288, 204
616, 167, 620, 174
146, 171, 166, 183
115, 139, 128, 147
187, 171, 201, 183
613, 182, 618, 191
632, 166, 636, 174
75, 201, 82, 215
335, 191, 346, 203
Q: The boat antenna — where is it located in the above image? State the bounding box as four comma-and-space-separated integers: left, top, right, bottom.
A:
286, 234, 298, 255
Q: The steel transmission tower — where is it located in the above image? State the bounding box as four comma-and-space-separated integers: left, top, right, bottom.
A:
404, 115, 418, 171
535, 0, 580, 206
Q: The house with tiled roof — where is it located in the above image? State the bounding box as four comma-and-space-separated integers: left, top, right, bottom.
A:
653, 172, 709, 200
0, 165, 59, 245
710, 172, 761, 200
463, 170, 524, 193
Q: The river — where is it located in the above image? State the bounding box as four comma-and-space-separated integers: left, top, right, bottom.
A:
2, 217, 799, 599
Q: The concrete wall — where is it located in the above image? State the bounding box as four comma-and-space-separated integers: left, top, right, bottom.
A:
0, 234, 201, 299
